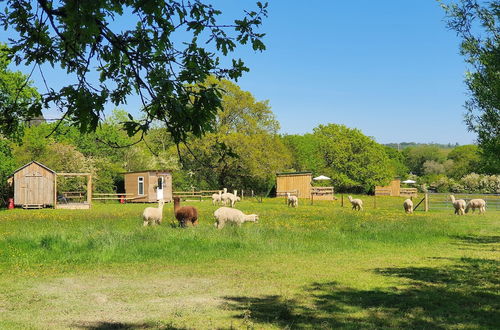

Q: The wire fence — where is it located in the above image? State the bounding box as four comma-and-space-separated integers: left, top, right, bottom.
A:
428, 193, 500, 211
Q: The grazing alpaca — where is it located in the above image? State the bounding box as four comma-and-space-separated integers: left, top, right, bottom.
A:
173, 197, 199, 227
213, 207, 258, 229
465, 199, 486, 214
212, 191, 222, 205
403, 199, 413, 214
449, 195, 466, 215
286, 192, 298, 208
142, 200, 165, 226
348, 196, 363, 211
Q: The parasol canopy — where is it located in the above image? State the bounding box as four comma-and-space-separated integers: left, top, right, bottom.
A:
402, 179, 416, 184
313, 175, 331, 181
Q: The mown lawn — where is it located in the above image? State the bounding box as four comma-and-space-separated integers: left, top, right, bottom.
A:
0, 197, 498, 329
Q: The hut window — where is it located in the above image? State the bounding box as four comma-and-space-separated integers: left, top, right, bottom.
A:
138, 177, 144, 195
157, 177, 163, 189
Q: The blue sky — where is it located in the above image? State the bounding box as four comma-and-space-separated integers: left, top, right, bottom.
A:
1, 1, 476, 144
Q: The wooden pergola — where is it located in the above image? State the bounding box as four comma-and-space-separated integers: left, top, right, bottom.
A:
54, 173, 92, 209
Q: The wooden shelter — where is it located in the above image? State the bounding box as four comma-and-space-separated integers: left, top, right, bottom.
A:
9, 161, 92, 209
123, 170, 173, 203
276, 172, 312, 199
11, 161, 56, 208
375, 179, 417, 197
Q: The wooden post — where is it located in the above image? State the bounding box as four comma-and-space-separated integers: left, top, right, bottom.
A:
341, 194, 344, 207
87, 174, 92, 207
241, 190, 244, 200
424, 193, 429, 212
54, 174, 57, 208
251, 190, 254, 197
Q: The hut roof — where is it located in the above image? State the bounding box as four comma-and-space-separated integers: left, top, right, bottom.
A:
276, 171, 312, 176
122, 169, 173, 174
10, 161, 55, 176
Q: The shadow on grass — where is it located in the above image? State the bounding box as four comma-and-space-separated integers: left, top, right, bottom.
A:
223, 257, 499, 328
74, 321, 184, 329
452, 235, 500, 245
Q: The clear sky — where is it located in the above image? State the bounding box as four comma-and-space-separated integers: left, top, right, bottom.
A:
1, 1, 477, 145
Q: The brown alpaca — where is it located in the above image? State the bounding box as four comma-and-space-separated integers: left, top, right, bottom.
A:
173, 197, 199, 227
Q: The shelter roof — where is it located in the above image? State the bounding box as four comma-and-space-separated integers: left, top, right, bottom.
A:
10, 161, 55, 176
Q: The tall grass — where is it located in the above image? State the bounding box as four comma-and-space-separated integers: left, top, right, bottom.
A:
0, 197, 494, 273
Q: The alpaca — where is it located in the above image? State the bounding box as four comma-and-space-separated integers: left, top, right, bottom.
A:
212, 191, 222, 206
348, 196, 363, 211
213, 207, 258, 229
286, 192, 298, 208
403, 199, 413, 214
142, 200, 165, 226
465, 199, 486, 214
449, 195, 466, 215
173, 197, 199, 227
221, 192, 239, 207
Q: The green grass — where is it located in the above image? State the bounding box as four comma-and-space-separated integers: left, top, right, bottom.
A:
0, 197, 498, 329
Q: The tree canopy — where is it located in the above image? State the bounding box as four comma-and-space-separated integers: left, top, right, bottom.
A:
0, 0, 267, 142
0, 43, 41, 139
441, 0, 499, 173
312, 124, 394, 193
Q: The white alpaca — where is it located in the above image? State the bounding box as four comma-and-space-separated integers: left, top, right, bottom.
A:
403, 199, 413, 214
213, 207, 258, 229
286, 192, 298, 208
212, 191, 222, 205
348, 196, 363, 211
224, 193, 240, 207
142, 200, 165, 226
465, 199, 486, 214
449, 195, 466, 215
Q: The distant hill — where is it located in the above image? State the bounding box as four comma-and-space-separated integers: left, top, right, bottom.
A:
384, 142, 460, 150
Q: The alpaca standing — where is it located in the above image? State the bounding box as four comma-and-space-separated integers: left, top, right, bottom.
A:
142, 200, 165, 226
348, 196, 363, 211
213, 207, 258, 229
173, 197, 199, 227
465, 199, 486, 214
286, 192, 298, 207
449, 195, 466, 215
403, 199, 413, 214
212, 191, 222, 205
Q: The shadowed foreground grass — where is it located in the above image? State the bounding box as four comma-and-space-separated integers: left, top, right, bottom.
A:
0, 197, 498, 329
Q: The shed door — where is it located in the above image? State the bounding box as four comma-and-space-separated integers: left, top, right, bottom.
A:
156, 177, 164, 201
25, 173, 50, 205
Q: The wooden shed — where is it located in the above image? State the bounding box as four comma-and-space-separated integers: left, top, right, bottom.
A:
276, 172, 312, 199
123, 170, 173, 203
11, 161, 56, 208
375, 179, 401, 196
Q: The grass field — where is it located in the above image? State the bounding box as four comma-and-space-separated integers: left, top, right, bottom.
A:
0, 196, 498, 329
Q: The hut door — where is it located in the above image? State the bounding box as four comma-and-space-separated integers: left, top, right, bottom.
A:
25, 172, 44, 205
156, 177, 164, 201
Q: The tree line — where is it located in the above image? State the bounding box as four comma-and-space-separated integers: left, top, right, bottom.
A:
1, 76, 498, 203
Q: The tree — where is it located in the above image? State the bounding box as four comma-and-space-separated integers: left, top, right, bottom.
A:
0, 43, 41, 138
0, 1, 267, 143
383, 146, 409, 178
282, 134, 323, 173
179, 78, 291, 192
447, 144, 481, 178
0, 138, 16, 203
441, 0, 499, 173
313, 124, 394, 193
403, 145, 446, 176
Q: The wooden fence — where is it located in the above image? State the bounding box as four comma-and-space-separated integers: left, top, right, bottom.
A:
427, 193, 500, 211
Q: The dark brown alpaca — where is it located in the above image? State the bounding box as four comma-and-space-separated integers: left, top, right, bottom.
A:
173, 197, 199, 227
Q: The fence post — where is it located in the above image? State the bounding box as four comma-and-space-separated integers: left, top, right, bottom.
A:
424, 193, 429, 212
251, 190, 254, 198
241, 190, 244, 200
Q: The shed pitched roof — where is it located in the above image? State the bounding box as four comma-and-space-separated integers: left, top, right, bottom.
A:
11, 161, 56, 176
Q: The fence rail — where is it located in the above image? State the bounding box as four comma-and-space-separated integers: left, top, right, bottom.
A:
428, 193, 500, 210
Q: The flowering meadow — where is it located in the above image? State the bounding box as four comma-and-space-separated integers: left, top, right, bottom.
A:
0, 197, 498, 329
